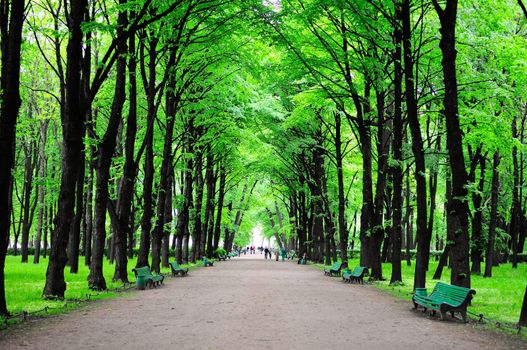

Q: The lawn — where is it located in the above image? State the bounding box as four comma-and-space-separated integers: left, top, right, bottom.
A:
317, 258, 527, 326
2, 255, 175, 323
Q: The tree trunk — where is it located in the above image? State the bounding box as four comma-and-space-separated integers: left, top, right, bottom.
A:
0, 0, 25, 315
161, 172, 172, 268
152, 55, 178, 272
204, 154, 216, 257
403, 0, 428, 289
88, 7, 127, 290
136, 36, 158, 269
68, 150, 86, 273
370, 91, 388, 280
213, 166, 226, 251
43, 0, 88, 299
34, 120, 49, 264
484, 152, 500, 278
176, 141, 194, 263
21, 139, 37, 263
511, 116, 521, 268
519, 285, 527, 327
113, 32, 138, 283
191, 153, 204, 261
433, 0, 471, 288
471, 155, 486, 274
390, 8, 403, 284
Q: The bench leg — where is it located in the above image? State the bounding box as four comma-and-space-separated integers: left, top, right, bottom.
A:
440, 311, 447, 321
461, 310, 468, 323
413, 302, 418, 309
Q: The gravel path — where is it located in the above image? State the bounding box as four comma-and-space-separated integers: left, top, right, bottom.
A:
1, 255, 526, 350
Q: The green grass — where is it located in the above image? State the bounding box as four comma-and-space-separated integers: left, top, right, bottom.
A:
2, 255, 181, 323
317, 258, 527, 326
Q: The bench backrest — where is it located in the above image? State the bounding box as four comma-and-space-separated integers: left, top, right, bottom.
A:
170, 261, 182, 269
133, 266, 153, 277
333, 262, 342, 270
430, 282, 476, 306
353, 266, 367, 275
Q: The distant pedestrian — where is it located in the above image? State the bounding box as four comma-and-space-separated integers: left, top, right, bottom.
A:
264, 247, 269, 259
275, 249, 279, 261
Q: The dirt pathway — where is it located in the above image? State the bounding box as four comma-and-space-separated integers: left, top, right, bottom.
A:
1, 255, 526, 350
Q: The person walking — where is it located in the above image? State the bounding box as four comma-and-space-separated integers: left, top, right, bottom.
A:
264, 247, 269, 259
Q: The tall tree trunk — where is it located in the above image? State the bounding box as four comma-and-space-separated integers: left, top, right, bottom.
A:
68, 151, 86, 273
391, 8, 403, 284
176, 141, 194, 263
433, 0, 471, 288
484, 152, 500, 278
69, 24, 91, 272
136, 35, 158, 269
403, 0, 428, 289
113, 32, 138, 283
334, 112, 349, 267
358, 117, 374, 268
84, 157, 94, 266
0, 0, 25, 314
43, 0, 88, 299
34, 120, 49, 264
471, 155, 486, 274
21, 139, 37, 263
370, 91, 388, 280
161, 172, 172, 268
511, 116, 521, 268
433, 164, 453, 279
192, 153, 204, 262
213, 165, 226, 251
152, 56, 178, 272
203, 153, 215, 257
298, 189, 308, 257
88, 5, 127, 290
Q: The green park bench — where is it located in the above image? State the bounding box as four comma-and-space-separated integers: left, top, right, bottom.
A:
287, 251, 297, 260
202, 257, 214, 267
228, 252, 237, 258
132, 266, 164, 288
217, 254, 227, 261
169, 261, 189, 277
342, 266, 368, 284
412, 282, 476, 322
324, 262, 343, 276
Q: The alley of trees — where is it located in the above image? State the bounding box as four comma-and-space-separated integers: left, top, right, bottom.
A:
2, 0, 527, 319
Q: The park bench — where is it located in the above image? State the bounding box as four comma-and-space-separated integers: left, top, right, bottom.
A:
202, 257, 214, 267
132, 266, 164, 288
228, 252, 237, 258
169, 261, 188, 277
324, 262, 343, 276
342, 266, 368, 284
217, 254, 227, 261
412, 282, 476, 322
288, 251, 297, 260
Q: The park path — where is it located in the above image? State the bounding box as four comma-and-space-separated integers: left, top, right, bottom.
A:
1, 255, 526, 350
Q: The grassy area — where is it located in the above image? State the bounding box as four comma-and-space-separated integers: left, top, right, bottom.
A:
2, 255, 180, 323
316, 258, 527, 326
